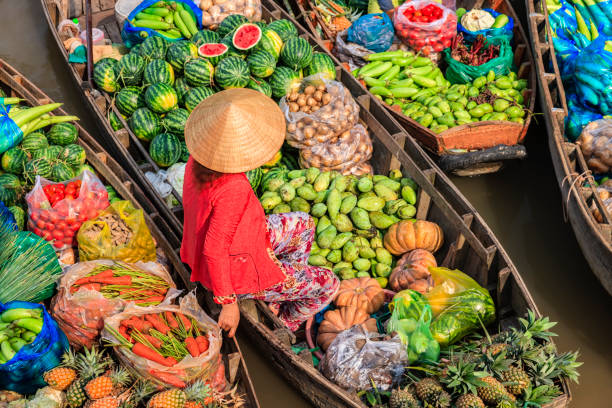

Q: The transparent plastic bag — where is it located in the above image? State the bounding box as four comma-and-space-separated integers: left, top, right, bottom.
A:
319, 325, 407, 392
198, 0, 262, 28
25, 171, 110, 250
51, 260, 177, 349
102, 291, 222, 387
280, 76, 360, 149
77, 200, 157, 263
576, 119, 612, 174
592, 183, 612, 223
346, 13, 394, 53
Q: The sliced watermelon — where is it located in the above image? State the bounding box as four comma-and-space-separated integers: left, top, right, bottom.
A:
232, 23, 262, 51
198, 43, 229, 65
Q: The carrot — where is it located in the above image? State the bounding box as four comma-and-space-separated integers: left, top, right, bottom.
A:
132, 343, 172, 366
176, 313, 192, 331
70, 283, 101, 293
185, 337, 200, 357
119, 325, 133, 343
196, 335, 210, 353
142, 334, 163, 349
73, 277, 92, 286
145, 313, 171, 335
123, 317, 147, 332
134, 296, 165, 304
166, 356, 178, 366
92, 269, 115, 279
164, 311, 179, 329
148, 369, 186, 388
89, 276, 132, 285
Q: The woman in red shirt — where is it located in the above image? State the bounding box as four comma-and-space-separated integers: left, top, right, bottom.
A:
181, 89, 339, 337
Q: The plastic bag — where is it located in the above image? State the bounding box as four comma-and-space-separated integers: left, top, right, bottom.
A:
77, 200, 157, 263
346, 14, 394, 53
552, 31, 581, 81
198, 0, 262, 28
565, 93, 603, 142
0, 104, 23, 154
333, 30, 374, 69
576, 119, 612, 174
25, 170, 110, 250
386, 290, 440, 364
457, 8, 514, 44
443, 39, 514, 84
319, 325, 407, 391
573, 35, 612, 115
51, 260, 176, 349
166, 162, 186, 197
394, 0, 457, 55
0, 200, 16, 231
593, 182, 612, 222
281, 76, 360, 148
0, 301, 69, 394
102, 291, 222, 387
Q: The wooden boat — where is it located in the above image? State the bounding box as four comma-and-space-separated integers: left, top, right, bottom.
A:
280, 0, 537, 176
0, 59, 260, 407
526, 0, 612, 295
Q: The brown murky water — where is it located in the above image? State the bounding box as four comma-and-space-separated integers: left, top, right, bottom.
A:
1, 0, 610, 406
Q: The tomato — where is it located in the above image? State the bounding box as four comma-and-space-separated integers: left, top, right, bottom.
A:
35, 219, 46, 230
53, 240, 64, 249
32, 227, 42, 237
77, 213, 88, 223
42, 230, 52, 240
52, 229, 64, 241
442, 38, 452, 48
86, 209, 98, 220
56, 220, 67, 231
65, 194, 75, 201
415, 38, 426, 48
433, 43, 444, 52
63, 237, 73, 245
70, 222, 82, 232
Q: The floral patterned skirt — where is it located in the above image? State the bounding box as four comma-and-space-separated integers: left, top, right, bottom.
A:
239, 212, 340, 332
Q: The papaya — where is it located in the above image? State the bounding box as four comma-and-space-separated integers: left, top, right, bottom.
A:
332, 213, 353, 232
359, 246, 377, 259
373, 175, 389, 183
318, 248, 330, 258
288, 169, 306, 179
346, 176, 358, 194
333, 261, 352, 272
314, 189, 328, 204
337, 268, 356, 280
308, 254, 327, 266
356, 271, 371, 278
397, 204, 416, 219
331, 232, 353, 250
261, 195, 282, 211
370, 236, 383, 248
357, 196, 385, 212
353, 237, 370, 248
317, 225, 337, 248
310, 241, 320, 254
384, 199, 408, 215
377, 178, 401, 192
369, 211, 397, 229
374, 263, 391, 277
290, 197, 310, 213
314, 171, 331, 191
326, 249, 342, 263
311, 202, 327, 218
376, 276, 388, 288
289, 176, 306, 188
388, 169, 402, 180
327, 189, 342, 219
330, 175, 347, 192
340, 195, 357, 214
350, 207, 372, 230
266, 178, 285, 192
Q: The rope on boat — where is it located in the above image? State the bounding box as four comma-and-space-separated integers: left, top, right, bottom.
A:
560, 170, 592, 222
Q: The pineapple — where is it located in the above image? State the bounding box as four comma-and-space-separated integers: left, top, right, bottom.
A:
423, 390, 450, 408
485, 343, 509, 357
121, 380, 157, 408
85, 367, 131, 400
389, 388, 419, 408
147, 381, 211, 408
44, 349, 78, 391
67, 347, 111, 408
455, 394, 485, 408
86, 396, 120, 408
439, 358, 487, 396
476, 377, 515, 406
499, 366, 531, 395
415, 378, 442, 401
67, 378, 89, 408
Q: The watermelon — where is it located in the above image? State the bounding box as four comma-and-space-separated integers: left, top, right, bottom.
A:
0, 174, 21, 190
280, 37, 313, 71
73, 163, 96, 176
93, 58, 121, 93
179, 140, 190, 162
143, 59, 175, 86
1, 148, 27, 174
162, 108, 189, 137
246, 167, 263, 191
269, 67, 301, 98
267, 19, 298, 43
130, 44, 142, 55
232, 23, 262, 51
254, 29, 283, 60
145, 83, 178, 113
20, 132, 48, 152
139, 36, 169, 60
23, 158, 52, 183
58, 144, 86, 167
184, 59, 214, 87
117, 53, 145, 86
32, 147, 57, 161
48, 123, 78, 146
247, 78, 272, 97
47, 146, 63, 161
192, 29, 220, 46
128, 108, 162, 142
116, 86, 146, 117
247, 50, 276, 78
281, 153, 299, 170
220, 36, 245, 59
218, 14, 249, 38
50, 161, 75, 182
0, 186, 17, 207
8, 206, 25, 230
108, 111, 124, 131
166, 41, 198, 71
184, 87, 215, 112
307, 52, 336, 80
174, 77, 192, 105
149, 133, 182, 168
198, 43, 229, 65
262, 166, 288, 190
214, 56, 249, 89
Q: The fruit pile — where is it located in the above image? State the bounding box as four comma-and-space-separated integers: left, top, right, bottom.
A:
128, 1, 200, 40
0, 308, 44, 365
42, 179, 82, 207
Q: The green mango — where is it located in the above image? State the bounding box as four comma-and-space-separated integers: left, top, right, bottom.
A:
326, 188, 342, 219
376, 248, 393, 265
370, 236, 383, 249
305, 167, 320, 183
297, 184, 317, 201
356, 271, 371, 278
317, 225, 337, 249
279, 183, 296, 202
376, 277, 388, 288
340, 195, 357, 214
332, 213, 353, 232
350, 207, 372, 230
357, 176, 373, 192
372, 175, 388, 183
359, 246, 377, 259
318, 248, 330, 258
333, 262, 352, 272
308, 254, 327, 266
357, 196, 385, 212
288, 169, 306, 179
290, 197, 310, 213
331, 232, 353, 250
400, 177, 418, 191
261, 195, 282, 211
289, 176, 306, 188
316, 215, 331, 235
313, 189, 329, 204
330, 175, 348, 192
311, 202, 327, 218
337, 268, 356, 280
397, 205, 416, 219
272, 203, 291, 214
377, 178, 400, 192
388, 169, 402, 180
384, 199, 408, 215
326, 249, 342, 263
374, 263, 391, 278
265, 178, 285, 192
369, 211, 397, 229
353, 258, 371, 271
401, 185, 417, 205
374, 183, 398, 201
314, 171, 331, 191
311, 241, 320, 254
342, 240, 359, 262
353, 237, 370, 248
340, 191, 353, 200
346, 176, 358, 194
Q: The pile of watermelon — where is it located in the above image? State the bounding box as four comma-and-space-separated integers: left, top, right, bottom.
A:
93, 14, 337, 170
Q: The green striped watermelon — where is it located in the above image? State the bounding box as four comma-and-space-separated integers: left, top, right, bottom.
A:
184, 87, 215, 112
93, 58, 121, 93
73, 163, 96, 176
214, 56, 249, 89
267, 19, 298, 42
23, 158, 52, 183
58, 144, 86, 167
145, 83, 178, 113
247, 51, 276, 78
280, 37, 313, 71
247, 78, 272, 97
254, 29, 283, 60
162, 108, 189, 137
261, 166, 288, 191
108, 111, 124, 131
8, 206, 24, 230
143, 59, 175, 86
254, 21, 267, 30
20, 132, 48, 152
32, 147, 57, 161
50, 161, 75, 182
117, 53, 145, 86
192, 30, 220, 46
128, 108, 162, 141
232, 23, 261, 51
0, 186, 17, 206
0, 174, 21, 190
184, 59, 214, 87
47, 145, 63, 161
281, 153, 299, 170
221, 36, 246, 59
307, 52, 336, 80
1, 148, 27, 175
130, 44, 142, 55
149, 133, 182, 168
47, 123, 78, 146
246, 167, 263, 191
139, 36, 169, 60
218, 14, 249, 38
166, 41, 198, 71
198, 43, 229, 65
174, 77, 191, 105
269, 67, 301, 98
116, 86, 146, 116
180, 140, 190, 162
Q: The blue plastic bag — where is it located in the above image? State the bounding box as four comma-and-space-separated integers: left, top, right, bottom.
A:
347, 13, 394, 53
548, 0, 577, 36
0, 301, 69, 394
457, 8, 514, 44
0, 104, 23, 155
552, 30, 581, 81
565, 93, 603, 141
121, 0, 202, 48
573, 35, 612, 115
0, 201, 16, 231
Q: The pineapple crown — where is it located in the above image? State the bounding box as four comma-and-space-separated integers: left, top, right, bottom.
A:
481, 350, 513, 376
439, 358, 488, 396
109, 366, 132, 387
122, 380, 157, 408
524, 348, 582, 386
184, 380, 213, 404
76, 346, 112, 381
522, 384, 562, 406
518, 310, 558, 344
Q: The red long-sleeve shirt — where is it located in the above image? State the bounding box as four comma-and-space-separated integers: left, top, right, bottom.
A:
180, 158, 286, 304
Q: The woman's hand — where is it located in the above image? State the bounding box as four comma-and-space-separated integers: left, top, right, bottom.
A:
218, 303, 240, 338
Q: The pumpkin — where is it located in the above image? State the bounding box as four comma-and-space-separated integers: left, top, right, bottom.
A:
316, 306, 378, 351
334, 277, 385, 314
389, 249, 437, 293
383, 220, 444, 256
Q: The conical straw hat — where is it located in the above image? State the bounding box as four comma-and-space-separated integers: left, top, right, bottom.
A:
184, 88, 286, 173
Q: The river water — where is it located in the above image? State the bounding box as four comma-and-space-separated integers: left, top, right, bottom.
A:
1, 0, 610, 406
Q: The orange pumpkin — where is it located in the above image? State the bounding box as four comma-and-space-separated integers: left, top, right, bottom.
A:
316, 306, 378, 351
383, 220, 444, 256
334, 277, 385, 314
388, 249, 437, 293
